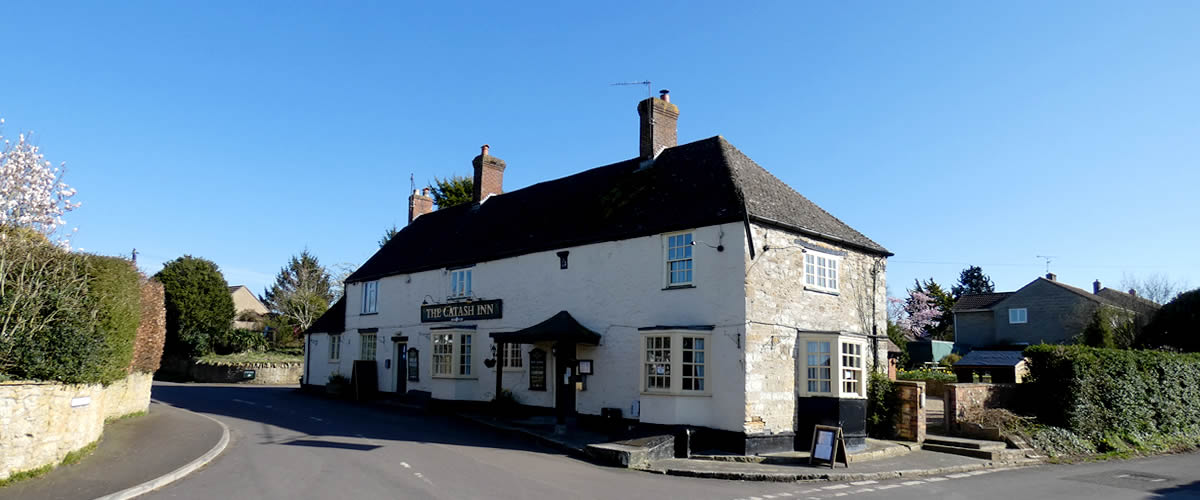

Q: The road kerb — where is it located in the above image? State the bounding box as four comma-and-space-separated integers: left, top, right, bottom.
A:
92, 402, 231, 500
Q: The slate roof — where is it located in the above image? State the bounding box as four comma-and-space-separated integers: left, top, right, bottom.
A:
305, 296, 346, 335
954, 349, 1025, 368
1096, 288, 1160, 314
952, 292, 1014, 312
347, 136, 889, 283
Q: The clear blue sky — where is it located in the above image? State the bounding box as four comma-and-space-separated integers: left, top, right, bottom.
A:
3, 1, 1197, 300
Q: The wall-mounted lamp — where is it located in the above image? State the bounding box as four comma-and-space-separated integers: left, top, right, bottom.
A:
421, 295, 437, 305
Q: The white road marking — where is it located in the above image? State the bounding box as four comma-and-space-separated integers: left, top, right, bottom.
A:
400, 462, 411, 469
232, 399, 256, 405
902, 480, 925, 486
926, 477, 948, 482
947, 473, 971, 478
800, 489, 820, 493
822, 484, 849, 490
876, 484, 901, 490
777, 494, 793, 497
309, 417, 323, 422
834, 493, 847, 497
854, 488, 875, 493
850, 480, 878, 485
968, 470, 992, 475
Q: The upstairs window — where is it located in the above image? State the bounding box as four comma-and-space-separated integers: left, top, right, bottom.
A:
665, 232, 694, 286
450, 268, 472, 298
805, 253, 839, 293
361, 281, 378, 314
1009, 308, 1028, 324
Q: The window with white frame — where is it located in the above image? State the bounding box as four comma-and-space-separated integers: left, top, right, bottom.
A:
329, 334, 341, 362
665, 232, 694, 286
841, 342, 863, 395
361, 281, 378, 314
804, 253, 839, 293
360, 334, 376, 361
799, 334, 867, 398
449, 268, 472, 298
641, 330, 710, 395
432, 331, 475, 378
502, 342, 523, 369
1009, 308, 1028, 324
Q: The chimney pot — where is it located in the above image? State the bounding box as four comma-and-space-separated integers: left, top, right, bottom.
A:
1129, 289, 1137, 297
1046, 272, 1056, 281
422, 187, 430, 196
481, 144, 490, 156
659, 89, 670, 102
1093, 280, 1101, 294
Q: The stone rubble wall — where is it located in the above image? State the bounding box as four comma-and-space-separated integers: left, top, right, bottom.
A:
0, 371, 154, 481
944, 383, 1019, 436
743, 223, 889, 436
160, 358, 303, 385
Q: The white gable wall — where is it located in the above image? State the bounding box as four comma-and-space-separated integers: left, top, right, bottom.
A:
323, 222, 748, 432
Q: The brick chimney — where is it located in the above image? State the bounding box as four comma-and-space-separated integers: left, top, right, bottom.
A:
1093, 280, 1102, 294
472, 144, 505, 202
408, 188, 433, 223
638, 89, 679, 160
1045, 272, 1056, 281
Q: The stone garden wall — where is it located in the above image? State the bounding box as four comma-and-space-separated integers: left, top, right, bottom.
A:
894, 380, 926, 442
944, 383, 1019, 440
0, 371, 153, 481
160, 358, 303, 385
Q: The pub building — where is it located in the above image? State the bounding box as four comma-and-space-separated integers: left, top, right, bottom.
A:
303, 91, 892, 455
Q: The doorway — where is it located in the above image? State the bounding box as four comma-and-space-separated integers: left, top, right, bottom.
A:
553, 342, 576, 422
394, 342, 407, 395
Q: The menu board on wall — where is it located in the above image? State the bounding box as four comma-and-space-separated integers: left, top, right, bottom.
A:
528, 348, 547, 391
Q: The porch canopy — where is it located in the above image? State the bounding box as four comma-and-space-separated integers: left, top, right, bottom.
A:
489, 311, 601, 345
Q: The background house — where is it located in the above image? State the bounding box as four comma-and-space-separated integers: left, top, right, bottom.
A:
229, 285, 269, 330
952, 273, 1157, 352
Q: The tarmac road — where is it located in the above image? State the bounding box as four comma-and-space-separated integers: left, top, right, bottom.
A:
141, 383, 1200, 500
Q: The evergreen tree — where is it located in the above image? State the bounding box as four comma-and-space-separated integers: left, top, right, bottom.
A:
262, 250, 334, 338
952, 265, 996, 298
428, 175, 473, 209
379, 224, 399, 248
155, 256, 235, 357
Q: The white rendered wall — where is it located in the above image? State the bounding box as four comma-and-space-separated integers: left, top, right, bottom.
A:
311, 222, 748, 432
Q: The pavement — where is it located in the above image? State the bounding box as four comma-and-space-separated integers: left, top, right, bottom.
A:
0, 399, 228, 500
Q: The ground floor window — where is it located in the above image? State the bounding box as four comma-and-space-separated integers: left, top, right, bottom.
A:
639, 329, 711, 395
502, 342, 523, 369
360, 333, 377, 361
798, 333, 867, 398
432, 330, 475, 378
329, 334, 341, 362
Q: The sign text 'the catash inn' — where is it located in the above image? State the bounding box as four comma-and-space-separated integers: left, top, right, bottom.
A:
420, 299, 503, 322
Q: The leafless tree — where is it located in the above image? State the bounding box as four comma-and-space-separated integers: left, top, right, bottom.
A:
1119, 273, 1188, 305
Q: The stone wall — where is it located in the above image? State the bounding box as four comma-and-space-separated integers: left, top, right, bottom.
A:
944, 383, 1019, 437
743, 223, 889, 436
162, 359, 303, 385
894, 380, 926, 442
0, 371, 153, 481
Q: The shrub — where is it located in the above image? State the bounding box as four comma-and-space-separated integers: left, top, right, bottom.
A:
154, 256, 234, 357
1079, 307, 1116, 348
130, 279, 166, 373
1140, 288, 1200, 352
939, 353, 962, 367
212, 328, 268, 355
85, 255, 141, 383
1024, 344, 1200, 447
897, 368, 955, 382
866, 372, 898, 438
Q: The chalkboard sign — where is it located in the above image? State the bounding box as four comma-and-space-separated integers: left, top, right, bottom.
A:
351, 360, 378, 402
528, 348, 546, 391
809, 425, 848, 469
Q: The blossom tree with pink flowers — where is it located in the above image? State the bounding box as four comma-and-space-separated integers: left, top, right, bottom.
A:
0, 118, 80, 247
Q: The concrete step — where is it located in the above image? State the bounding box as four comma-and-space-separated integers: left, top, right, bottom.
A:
924, 434, 1007, 451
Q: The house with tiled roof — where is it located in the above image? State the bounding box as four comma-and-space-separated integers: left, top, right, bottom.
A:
304, 92, 891, 455
952, 273, 1158, 352
229, 285, 269, 330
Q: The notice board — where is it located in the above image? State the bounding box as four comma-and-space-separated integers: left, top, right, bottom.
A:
809, 425, 849, 469
528, 348, 547, 391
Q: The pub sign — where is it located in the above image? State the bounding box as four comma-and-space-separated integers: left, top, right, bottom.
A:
420, 299, 503, 323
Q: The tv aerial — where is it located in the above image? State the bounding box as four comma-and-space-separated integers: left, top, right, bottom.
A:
611, 80, 653, 99
1036, 255, 1057, 274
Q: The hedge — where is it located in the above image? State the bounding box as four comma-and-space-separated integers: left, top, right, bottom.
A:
1024, 345, 1200, 445
86, 255, 142, 384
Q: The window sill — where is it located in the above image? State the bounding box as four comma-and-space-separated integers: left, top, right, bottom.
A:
502, 367, 525, 372
798, 392, 866, 400
432, 375, 480, 380
804, 286, 839, 296
359, 312, 378, 316
662, 284, 696, 291
640, 391, 713, 398
328, 360, 341, 364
